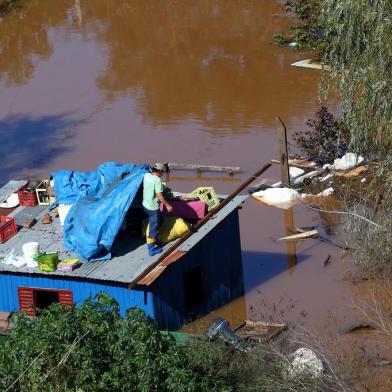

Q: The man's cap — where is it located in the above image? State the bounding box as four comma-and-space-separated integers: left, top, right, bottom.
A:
151, 162, 166, 172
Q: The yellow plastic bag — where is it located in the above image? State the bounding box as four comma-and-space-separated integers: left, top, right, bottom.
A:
142, 216, 191, 244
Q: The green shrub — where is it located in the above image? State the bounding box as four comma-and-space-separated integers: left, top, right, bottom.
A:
0, 293, 228, 392
293, 106, 350, 163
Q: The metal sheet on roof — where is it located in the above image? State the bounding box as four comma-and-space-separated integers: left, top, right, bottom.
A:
0, 180, 27, 204
0, 182, 248, 284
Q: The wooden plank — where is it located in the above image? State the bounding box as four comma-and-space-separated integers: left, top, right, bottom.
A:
288, 158, 317, 168
168, 162, 240, 175
167, 175, 241, 183
277, 229, 319, 241
138, 266, 167, 285
276, 118, 290, 187
291, 59, 331, 71
333, 166, 367, 178
139, 250, 188, 285
131, 162, 272, 289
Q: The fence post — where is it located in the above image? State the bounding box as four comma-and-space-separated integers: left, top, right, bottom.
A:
276, 117, 290, 187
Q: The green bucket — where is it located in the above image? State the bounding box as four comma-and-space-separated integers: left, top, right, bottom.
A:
38, 252, 59, 272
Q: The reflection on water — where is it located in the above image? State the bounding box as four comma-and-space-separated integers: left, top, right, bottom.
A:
0, 113, 82, 181
0, 0, 321, 135
284, 208, 297, 272
0, 0, 71, 85
181, 296, 247, 334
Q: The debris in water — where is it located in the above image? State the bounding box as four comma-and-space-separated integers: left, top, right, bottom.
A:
343, 322, 376, 334
291, 59, 331, 71
207, 318, 251, 352
288, 158, 317, 168
252, 187, 301, 209
333, 165, 367, 178
285, 347, 324, 378
289, 166, 305, 179
277, 229, 318, 241
333, 153, 364, 171
235, 320, 287, 342
323, 254, 331, 267
316, 187, 334, 197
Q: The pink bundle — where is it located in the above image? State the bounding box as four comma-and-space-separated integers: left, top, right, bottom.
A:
160, 200, 206, 220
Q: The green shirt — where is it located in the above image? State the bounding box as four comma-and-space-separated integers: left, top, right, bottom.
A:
142, 173, 163, 211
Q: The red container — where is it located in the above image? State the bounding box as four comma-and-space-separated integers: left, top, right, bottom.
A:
17, 183, 38, 207
0, 216, 17, 243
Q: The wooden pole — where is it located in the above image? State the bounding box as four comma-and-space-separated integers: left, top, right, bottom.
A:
130, 162, 272, 288
276, 117, 297, 269
276, 117, 290, 187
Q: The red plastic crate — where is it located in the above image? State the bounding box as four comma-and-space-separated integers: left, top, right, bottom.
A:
0, 216, 17, 243
17, 183, 38, 207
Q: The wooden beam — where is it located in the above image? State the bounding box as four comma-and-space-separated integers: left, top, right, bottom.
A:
168, 162, 240, 175
130, 162, 272, 288
276, 118, 290, 187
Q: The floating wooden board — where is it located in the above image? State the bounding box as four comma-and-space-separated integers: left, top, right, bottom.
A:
277, 229, 319, 241
291, 59, 331, 71
333, 166, 368, 178
288, 158, 317, 168
235, 320, 288, 342
168, 162, 240, 174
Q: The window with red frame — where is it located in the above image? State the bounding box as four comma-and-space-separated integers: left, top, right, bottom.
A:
18, 287, 73, 316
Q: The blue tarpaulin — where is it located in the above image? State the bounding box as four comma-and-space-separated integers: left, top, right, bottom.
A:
52, 162, 149, 261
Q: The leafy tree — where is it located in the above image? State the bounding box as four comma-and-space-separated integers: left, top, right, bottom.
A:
293, 106, 350, 163
0, 293, 229, 392
274, 0, 326, 55
322, 0, 392, 155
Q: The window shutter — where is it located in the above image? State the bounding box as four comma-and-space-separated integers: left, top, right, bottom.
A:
18, 287, 36, 316
58, 290, 74, 306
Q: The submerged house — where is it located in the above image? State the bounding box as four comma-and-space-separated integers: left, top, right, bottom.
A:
0, 170, 246, 330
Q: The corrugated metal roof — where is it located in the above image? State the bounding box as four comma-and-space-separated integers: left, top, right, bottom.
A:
0, 180, 27, 204
0, 182, 247, 284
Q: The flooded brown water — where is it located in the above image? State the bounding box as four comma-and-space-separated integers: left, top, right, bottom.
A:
0, 0, 359, 335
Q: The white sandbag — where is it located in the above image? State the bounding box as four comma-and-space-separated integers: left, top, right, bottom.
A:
289, 166, 305, 178
286, 347, 323, 378
252, 187, 302, 209
333, 153, 364, 171
316, 187, 334, 197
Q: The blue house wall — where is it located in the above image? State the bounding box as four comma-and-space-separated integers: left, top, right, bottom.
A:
0, 274, 156, 319
150, 210, 244, 329
0, 209, 244, 330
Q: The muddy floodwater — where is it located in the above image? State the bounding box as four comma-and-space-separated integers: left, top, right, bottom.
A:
0, 0, 359, 335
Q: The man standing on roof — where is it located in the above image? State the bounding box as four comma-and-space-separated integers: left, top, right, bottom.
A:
143, 162, 173, 256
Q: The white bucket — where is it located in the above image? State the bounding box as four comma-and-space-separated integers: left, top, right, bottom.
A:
22, 242, 39, 268
58, 204, 72, 226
